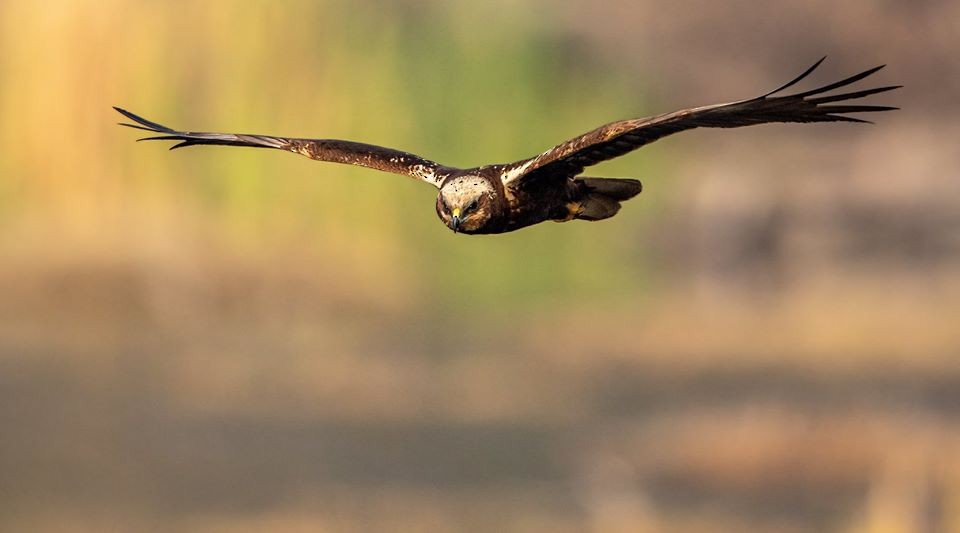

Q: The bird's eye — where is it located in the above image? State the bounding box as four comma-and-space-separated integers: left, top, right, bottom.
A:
468, 199, 479, 212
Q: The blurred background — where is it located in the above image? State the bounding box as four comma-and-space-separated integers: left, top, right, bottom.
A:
1, 0, 958, 531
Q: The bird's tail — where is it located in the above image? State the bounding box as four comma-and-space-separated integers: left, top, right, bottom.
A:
574, 177, 643, 221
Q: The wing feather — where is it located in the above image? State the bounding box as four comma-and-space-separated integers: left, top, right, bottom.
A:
115, 107, 453, 188
502, 59, 899, 188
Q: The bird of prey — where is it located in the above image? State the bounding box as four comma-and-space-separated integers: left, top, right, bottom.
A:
116, 58, 898, 235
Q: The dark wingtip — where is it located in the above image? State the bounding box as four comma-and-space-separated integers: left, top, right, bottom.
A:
793, 64, 889, 99
825, 114, 874, 124
113, 106, 138, 121
821, 104, 900, 113
117, 122, 159, 132
761, 56, 828, 99
808, 84, 902, 105
113, 107, 176, 133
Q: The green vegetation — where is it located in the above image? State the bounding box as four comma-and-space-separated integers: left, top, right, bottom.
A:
0, 0, 664, 313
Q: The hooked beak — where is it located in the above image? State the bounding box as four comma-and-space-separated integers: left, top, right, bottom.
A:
451, 208, 462, 233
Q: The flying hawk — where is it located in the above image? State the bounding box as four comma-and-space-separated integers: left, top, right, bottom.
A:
116, 58, 898, 235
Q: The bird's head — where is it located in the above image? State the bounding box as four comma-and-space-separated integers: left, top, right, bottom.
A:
436, 175, 497, 234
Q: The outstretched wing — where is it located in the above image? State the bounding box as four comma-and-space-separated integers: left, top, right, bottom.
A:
115, 107, 455, 188
502, 58, 900, 189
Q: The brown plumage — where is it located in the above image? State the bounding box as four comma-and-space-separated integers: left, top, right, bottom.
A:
116, 58, 898, 235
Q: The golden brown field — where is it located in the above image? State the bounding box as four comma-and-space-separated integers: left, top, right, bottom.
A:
1, 1, 958, 531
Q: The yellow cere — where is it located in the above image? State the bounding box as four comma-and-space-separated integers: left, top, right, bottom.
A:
452, 208, 461, 218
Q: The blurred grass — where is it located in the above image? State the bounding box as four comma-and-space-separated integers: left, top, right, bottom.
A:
0, 0, 661, 315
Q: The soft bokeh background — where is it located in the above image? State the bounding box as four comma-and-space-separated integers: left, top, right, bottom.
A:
1, 1, 958, 531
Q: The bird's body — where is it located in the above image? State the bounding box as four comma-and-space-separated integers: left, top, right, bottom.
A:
429, 167, 635, 234
117, 58, 898, 235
